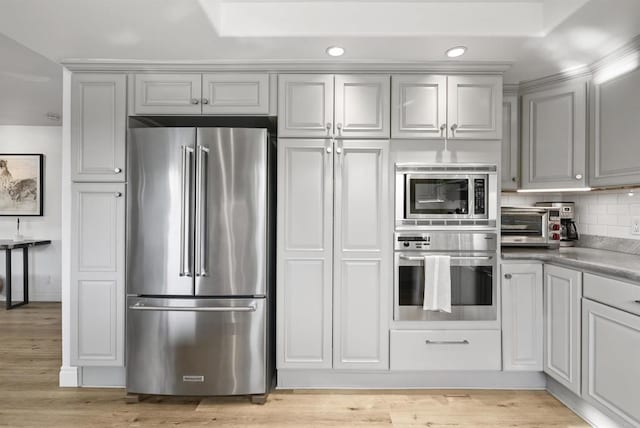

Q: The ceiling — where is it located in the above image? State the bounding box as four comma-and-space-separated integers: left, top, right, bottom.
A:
0, 0, 639, 125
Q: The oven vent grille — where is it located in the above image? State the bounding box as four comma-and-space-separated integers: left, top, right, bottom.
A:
398, 219, 497, 227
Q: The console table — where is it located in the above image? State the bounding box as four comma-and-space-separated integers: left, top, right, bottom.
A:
0, 240, 51, 309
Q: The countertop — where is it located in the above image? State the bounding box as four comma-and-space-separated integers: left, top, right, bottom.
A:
502, 247, 640, 284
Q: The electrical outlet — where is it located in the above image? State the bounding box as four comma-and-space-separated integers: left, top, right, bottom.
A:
632, 216, 640, 235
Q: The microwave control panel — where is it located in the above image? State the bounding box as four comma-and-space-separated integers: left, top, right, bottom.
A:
473, 178, 486, 215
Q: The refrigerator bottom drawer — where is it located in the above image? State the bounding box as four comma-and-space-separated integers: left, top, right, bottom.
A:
126, 297, 267, 396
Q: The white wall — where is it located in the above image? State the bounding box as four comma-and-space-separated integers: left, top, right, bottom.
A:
502, 187, 640, 241
0, 125, 62, 301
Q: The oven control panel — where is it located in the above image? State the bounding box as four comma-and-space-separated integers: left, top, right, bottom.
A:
397, 235, 431, 250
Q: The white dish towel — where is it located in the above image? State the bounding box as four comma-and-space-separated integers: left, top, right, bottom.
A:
422, 255, 452, 313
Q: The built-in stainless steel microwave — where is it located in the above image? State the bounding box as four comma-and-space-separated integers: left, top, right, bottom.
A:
395, 164, 498, 228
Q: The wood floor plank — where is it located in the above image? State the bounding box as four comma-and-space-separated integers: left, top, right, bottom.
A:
0, 303, 588, 427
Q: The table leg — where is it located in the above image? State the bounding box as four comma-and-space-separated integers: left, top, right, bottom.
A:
23, 247, 29, 305
5, 250, 11, 310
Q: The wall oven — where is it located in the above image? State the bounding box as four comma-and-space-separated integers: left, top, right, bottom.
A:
394, 231, 497, 322
501, 206, 561, 247
395, 164, 498, 228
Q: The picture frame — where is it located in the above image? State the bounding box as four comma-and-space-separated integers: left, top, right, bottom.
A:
0, 154, 44, 216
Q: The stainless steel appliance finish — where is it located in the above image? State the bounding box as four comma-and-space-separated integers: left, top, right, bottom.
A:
126, 297, 266, 396
195, 128, 268, 297
126, 127, 273, 397
395, 164, 498, 229
535, 202, 579, 247
394, 231, 498, 322
501, 206, 561, 248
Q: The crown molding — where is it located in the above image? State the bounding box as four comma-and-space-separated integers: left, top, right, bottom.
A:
60, 58, 512, 74
518, 65, 592, 94
591, 33, 640, 74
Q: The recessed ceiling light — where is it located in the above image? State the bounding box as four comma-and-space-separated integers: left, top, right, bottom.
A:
446, 46, 467, 58
326, 46, 345, 57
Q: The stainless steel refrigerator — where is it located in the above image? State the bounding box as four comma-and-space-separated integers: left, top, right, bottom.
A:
126, 127, 274, 398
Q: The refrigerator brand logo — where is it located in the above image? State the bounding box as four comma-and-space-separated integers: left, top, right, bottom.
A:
182, 375, 205, 383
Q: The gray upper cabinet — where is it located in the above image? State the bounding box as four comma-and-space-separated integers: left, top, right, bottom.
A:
202, 73, 270, 115
133, 73, 270, 115
334, 75, 390, 139
71, 73, 126, 182
391, 74, 447, 139
447, 75, 502, 140
134, 73, 202, 115
278, 74, 390, 139
521, 80, 587, 190
391, 74, 502, 140
589, 66, 640, 187
501, 95, 519, 190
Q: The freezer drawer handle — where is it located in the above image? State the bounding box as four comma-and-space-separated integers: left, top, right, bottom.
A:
128, 303, 256, 312
425, 340, 469, 345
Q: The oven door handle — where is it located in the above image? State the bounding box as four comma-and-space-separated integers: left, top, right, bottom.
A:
399, 255, 493, 261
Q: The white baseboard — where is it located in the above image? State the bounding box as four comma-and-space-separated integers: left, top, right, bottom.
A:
80, 366, 126, 388
546, 377, 628, 428
59, 366, 79, 387
277, 370, 546, 390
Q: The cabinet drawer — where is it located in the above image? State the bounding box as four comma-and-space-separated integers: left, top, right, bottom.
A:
390, 330, 501, 371
584, 273, 640, 316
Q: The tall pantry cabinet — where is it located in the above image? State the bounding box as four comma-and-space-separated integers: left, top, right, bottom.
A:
69, 73, 127, 369
276, 74, 391, 374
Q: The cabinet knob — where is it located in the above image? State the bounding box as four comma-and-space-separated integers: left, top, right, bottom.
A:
191, 98, 200, 105
512, 177, 517, 182
440, 124, 447, 137
450, 123, 458, 137
201, 98, 209, 105
504, 273, 512, 279
336, 147, 343, 154
326, 146, 332, 154
114, 192, 122, 198
575, 174, 583, 180
326, 122, 332, 135
336, 123, 343, 136
114, 167, 122, 174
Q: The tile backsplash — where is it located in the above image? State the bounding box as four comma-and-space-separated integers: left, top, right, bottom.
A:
502, 187, 640, 240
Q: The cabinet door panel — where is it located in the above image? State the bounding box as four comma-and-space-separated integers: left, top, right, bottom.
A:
583, 299, 640, 427
501, 95, 519, 190
134, 74, 202, 115
543, 264, 582, 395
277, 140, 333, 368
502, 263, 543, 371
71, 73, 126, 182
71, 183, 125, 366
590, 67, 640, 187
392, 75, 447, 139
333, 140, 389, 370
522, 82, 587, 189
335, 75, 390, 138
202, 73, 269, 115
278, 75, 334, 138
447, 75, 502, 140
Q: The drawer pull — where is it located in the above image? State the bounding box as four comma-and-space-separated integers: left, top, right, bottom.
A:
425, 339, 469, 345
635, 300, 640, 305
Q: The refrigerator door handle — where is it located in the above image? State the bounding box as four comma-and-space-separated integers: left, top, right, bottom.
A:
195, 145, 209, 277
179, 145, 194, 277
129, 302, 256, 312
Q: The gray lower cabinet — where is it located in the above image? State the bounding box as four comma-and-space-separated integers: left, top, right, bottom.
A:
543, 264, 582, 395
582, 298, 640, 427
70, 183, 125, 366
521, 80, 587, 190
71, 73, 126, 182
589, 65, 640, 187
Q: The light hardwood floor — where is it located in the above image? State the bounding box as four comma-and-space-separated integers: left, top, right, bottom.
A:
0, 303, 588, 427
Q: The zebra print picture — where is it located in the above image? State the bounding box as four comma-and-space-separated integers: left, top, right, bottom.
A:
0, 154, 44, 216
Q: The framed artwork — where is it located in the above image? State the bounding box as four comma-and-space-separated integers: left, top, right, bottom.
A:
0, 154, 44, 216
